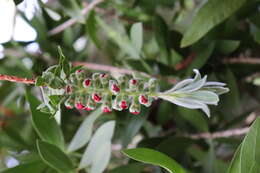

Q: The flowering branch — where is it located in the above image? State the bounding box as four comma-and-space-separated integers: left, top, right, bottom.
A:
0, 74, 35, 84
48, 0, 106, 36
0, 47, 229, 117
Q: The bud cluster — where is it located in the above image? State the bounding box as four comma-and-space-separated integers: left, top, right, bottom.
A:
64, 69, 158, 114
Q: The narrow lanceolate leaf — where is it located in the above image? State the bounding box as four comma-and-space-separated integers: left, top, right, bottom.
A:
228, 117, 260, 173
37, 141, 75, 173
122, 148, 186, 173
130, 22, 143, 54
228, 145, 242, 173
240, 117, 260, 172
181, 0, 247, 47
67, 108, 102, 152
26, 91, 65, 149
79, 121, 116, 173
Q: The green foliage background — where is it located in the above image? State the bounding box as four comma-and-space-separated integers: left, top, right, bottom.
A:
1, 0, 260, 173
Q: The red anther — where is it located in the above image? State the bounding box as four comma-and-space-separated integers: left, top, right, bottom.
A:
131, 79, 137, 85
92, 93, 102, 102
120, 100, 128, 109
66, 85, 72, 94
131, 111, 140, 115
75, 103, 85, 109
112, 84, 120, 93
100, 73, 107, 78
139, 95, 148, 104
103, 106, 112, 113
65, 105, 73, 109
76, 69, 83, 74
83, 79, 91, 87
84, 107, 93, 111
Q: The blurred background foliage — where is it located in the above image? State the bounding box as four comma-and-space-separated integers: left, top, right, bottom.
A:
0, 0, 260, 173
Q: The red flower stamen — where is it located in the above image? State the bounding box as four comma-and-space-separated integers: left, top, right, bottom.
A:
83, 79, 91, 87
131, 79, 137, 85
75, 103, 85, 109
66, 85, 72, 94
65, 105, 73, 109
131, 111, 140, 115
100, 73, 107, 78
120, 100, 128, 109
103, 106, 112, 113
139, 95, 148, 104
112, 84, 120, 93
92, 93, 102, 102
84, 107, 93, 111
76, 69, 83, 74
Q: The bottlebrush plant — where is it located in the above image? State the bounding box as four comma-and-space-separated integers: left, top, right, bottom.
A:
35, 48, 229, 117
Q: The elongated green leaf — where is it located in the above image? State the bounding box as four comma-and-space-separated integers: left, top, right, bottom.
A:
228, 145, 242, 173
216, 40, 240, 55
37, 141, 75, 173
86, 10, 101, 48
26, 91, 64, 149
181, 0, 247, 47
107, 163, 145, 173
121, 110, 148, 147
96, 17, 140, 59
240, 117, 260, 172
228, 118, 260, 173
122, 148, 186, 173
130, 22, 143, 54
79, 121, 115, 173
1, 161, 45, 173
67, 108, 102, 152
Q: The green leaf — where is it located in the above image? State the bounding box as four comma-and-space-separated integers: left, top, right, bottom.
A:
86, 10, 101, 48
130, 22, 143, 54
79, 121, 116, 172
57, 46, 70, 78
107, 163, 145, 173
67, 108, 102, 152
250, 24, 260, 44
26, 91, 65, 149
122, 148, 186, 173
2, 125, 31, 149
240, 117, 260, 172
35, 76, 45, 86
181, 0, 247, 47
228, 145, 242, 173
37, 140, 75, 173
177, 108, 209, 132
60, 0, 83, 22
96, 17, 140, 59
49, 95, 64, 106
228, 118, 260, 173
216, 40, 240, 55
120, 110, 148, 147
1, 161, 46, 173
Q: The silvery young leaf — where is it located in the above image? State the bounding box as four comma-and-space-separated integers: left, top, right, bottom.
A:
158, 69, 229, 117
79, 121, 115, 172
67, 108, 102, 152
158, 94, 210, 117
186, 91, 219, 105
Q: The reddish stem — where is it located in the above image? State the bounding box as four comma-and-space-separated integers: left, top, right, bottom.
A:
0, 74, 35, 84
